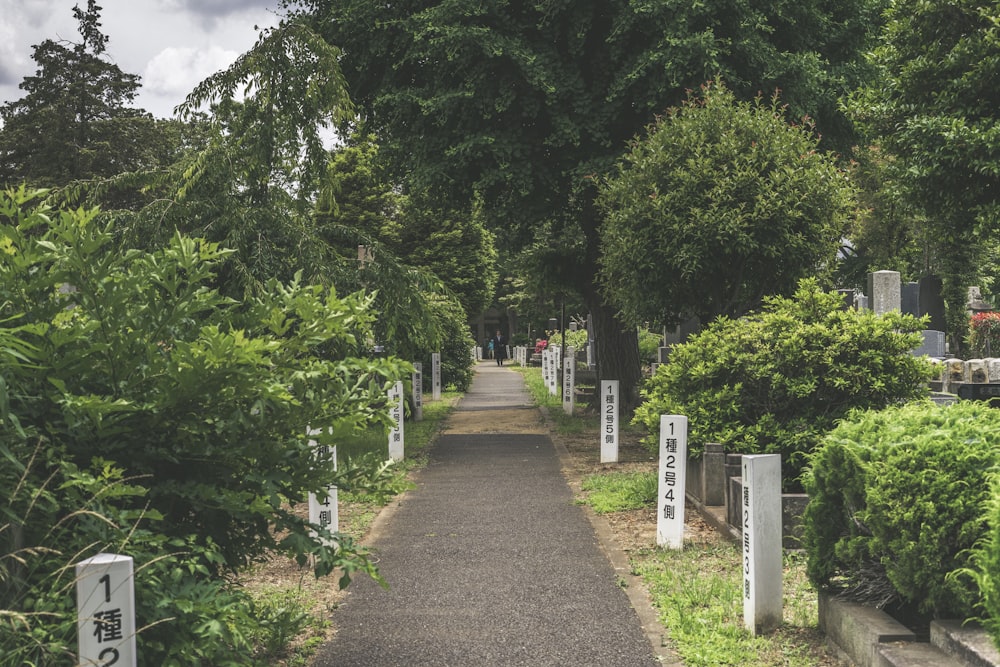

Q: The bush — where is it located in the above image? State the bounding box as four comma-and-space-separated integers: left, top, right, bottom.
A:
0, 188, 405, 661
634, 280, 934, 489
970, 311, 1000, 357
420, 294, 475, 392
961, 474, 1000, 650
803, 401, 1000, 618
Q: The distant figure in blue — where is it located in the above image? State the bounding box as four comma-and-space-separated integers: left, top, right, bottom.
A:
491, 330, 507, 366
487, 337, 494, 359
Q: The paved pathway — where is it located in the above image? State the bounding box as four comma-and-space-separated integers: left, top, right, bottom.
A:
312, 363, 663, 666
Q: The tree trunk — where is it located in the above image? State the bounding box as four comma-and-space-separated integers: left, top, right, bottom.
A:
577, 188, 643, 414
587, 295, 642, 415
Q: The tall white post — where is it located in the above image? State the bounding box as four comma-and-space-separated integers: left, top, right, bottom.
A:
76, 553, 137, 667
308, 427, 338, 542
742, 454, 783, 635
388, 380, 405, 460
562, 347, 576, 415
656, 415, 688, 549
600, 380, 619, 463
431, 352, 441, 401
552, 348, 558, 394
412, 362, 423, 422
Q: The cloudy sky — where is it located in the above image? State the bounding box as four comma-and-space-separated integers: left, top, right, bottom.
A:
0, 0, 283, 119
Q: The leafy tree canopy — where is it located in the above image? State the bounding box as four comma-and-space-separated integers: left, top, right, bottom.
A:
0, 1, 159, 187
284, 0, 883, 409
598, 83, 855, 327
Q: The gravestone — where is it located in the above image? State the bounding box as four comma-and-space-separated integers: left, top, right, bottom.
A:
868, 270, 901, 315
990, 359, 1000, 382
919, 275, 947, 331
914, 330, 946, 358
901, 282, 920, 316
412, 363, 423, 421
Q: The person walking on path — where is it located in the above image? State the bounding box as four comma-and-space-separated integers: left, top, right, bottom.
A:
491, 329, 507, 366
311, 364, 665, 667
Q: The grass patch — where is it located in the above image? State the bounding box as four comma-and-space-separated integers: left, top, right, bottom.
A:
580, 471, 657, 513
512, 365, 597, 434
634, 544, 825, 667
577, 466, 826, 666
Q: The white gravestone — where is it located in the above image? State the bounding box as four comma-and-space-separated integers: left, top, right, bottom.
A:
308, 427, 338, 542
412, 363, 423, 422
76, 553, 137, 667
388, 380, 405, 460
742, 454, 783, 635
600, 380, 619, 463
868, 270, 901, 315
657, 415, 688, 549
432, 352, 441, 401
562, 347, 576, 415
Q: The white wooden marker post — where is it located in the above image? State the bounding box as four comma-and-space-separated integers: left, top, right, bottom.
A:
600, 380, 619, 463
76, 553, 137, 667
562, 346, 575, 415
388, 380, 405, 460
656, 415, 688, 549
412, 362, 423, 422
742, 454, 783, 635
432, 352, 441, 401
308, 427, 338, 542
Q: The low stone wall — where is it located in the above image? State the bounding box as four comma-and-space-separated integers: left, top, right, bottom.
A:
686, 446, 807, 549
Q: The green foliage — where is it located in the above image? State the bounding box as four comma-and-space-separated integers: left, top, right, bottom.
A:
635, 280, 934, 489
0, 186, 413, 661
637, 329, 662, 365
421, 294, 476, 393
0, 186, 406, 572
970, 312, 1000, 357
295, 0, 881, 399
803, 401, 1000, 618
598, 83, 854, 327
850, 0, 1000, 353
959, 474, 1000, 651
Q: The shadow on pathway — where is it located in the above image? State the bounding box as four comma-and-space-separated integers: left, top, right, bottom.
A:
311, 363, 663, 666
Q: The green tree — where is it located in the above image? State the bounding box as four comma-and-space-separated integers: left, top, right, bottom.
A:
395, 195, 498, 321
850, 0, 1000, 353
287, 0, 882, 410
0, 1, 159, 187
598, 84, 854, 327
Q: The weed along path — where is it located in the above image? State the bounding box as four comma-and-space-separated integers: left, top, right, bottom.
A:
312, 363, 664, 666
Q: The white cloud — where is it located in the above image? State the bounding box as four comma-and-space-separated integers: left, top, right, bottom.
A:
144, 45, 240, 97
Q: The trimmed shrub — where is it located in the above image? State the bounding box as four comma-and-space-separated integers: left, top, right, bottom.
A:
961, 474, 1000, 649
804, 401, 1000, 618
970, 311, 1000, 357
635, 280, 934, 489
